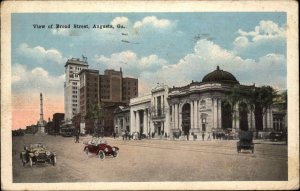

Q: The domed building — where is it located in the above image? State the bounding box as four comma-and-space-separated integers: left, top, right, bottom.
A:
167, 66, 275, 139
125, 66, 283, 140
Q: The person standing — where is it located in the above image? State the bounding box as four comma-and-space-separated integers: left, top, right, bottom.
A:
75, 129, 80, 143
202, 132, 205, 141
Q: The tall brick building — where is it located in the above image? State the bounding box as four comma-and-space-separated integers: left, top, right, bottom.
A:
78, 68, 138, 134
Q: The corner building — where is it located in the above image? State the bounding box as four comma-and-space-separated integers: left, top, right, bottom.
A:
128, 66, 280, 140
64, 58, 88, 122
168, 66, 272, 138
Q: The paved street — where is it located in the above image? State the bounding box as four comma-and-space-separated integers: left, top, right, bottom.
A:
13, 135, 287, 182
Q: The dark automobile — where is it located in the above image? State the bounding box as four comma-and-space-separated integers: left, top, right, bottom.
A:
20, 143, 56, 167
60, 127, 74, 137
237, 131, 254, 153
269, 132, 284, 142
84, 137, 119, 160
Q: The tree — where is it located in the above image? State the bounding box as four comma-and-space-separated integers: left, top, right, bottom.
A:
254, 86, 277, 131
85, 102, 105, 137
225, 85, 242, 129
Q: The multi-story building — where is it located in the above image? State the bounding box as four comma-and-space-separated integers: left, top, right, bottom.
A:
79, 69, 100, 117
64, 57, 88, 122
122, 77, 138, 103
129, 83, 169, 138
78, 68, 138, 134
78, 69, 100, 133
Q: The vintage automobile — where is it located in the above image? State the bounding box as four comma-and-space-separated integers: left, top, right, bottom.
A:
83, 137, 119, 160
237, 131, 254, 153
20, 143, 56, 167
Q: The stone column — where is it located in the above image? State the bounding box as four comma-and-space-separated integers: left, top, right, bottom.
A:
263, 111, 266, 130
235, 104, 240, 129
212, 99, 215, 129
179, 104, 182, 131
195, 100, 198, 129
130, 109, 135, 133
143, 110, 147, 134
172, 105, 175, 129
213, 98, 218, 129
218, 99, 222, 129
270, 107, 273, 129
174, 104, 178, 129
136, 110, 140, 133
252, 111, 255, 130
191, 101, 194, 129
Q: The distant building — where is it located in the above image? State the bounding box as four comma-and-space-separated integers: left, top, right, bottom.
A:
78, 68, 138, 135
99, 69, 138, 103
79, 69, 100, 117
45, 118, 54, 134
25, 125, 38, 134
122, 77, 138, 103
64, 57, 89, 122
53, 113, 65, 135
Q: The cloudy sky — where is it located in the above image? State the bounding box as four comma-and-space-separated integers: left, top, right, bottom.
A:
12, 12, 286, 129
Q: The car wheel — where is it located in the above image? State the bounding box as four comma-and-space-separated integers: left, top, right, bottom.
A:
29, 157, 33, 167
84, 148, 89, 155
98, 150, 105, 160
113, 150, 119, 158
52, 156, 57, 166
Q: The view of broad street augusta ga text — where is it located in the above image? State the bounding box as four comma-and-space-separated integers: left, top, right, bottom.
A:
11, 12, 288, 182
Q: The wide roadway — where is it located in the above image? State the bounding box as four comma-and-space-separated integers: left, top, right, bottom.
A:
12, 134, 287, 182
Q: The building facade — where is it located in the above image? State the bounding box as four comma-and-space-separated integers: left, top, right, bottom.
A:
79, 69, 100, 117
129, 83, 170, 138
64, 57, 88, 122
122, 77, 138, 103
128, 67, 283, 140
129, 94, 151, 136
113, 106, 130, 136
77, 68, 138, 134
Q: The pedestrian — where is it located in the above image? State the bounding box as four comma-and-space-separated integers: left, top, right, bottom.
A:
125, 130, 128, 140
207, 132, 211, 141
113, 132, 116, 139
75, 129, 80, 143
202, 132, 205, 141
213, 131, 215, 140
122, 131, 125, 140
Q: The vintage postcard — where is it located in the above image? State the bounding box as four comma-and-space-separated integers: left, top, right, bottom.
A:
1, 0, 299, 190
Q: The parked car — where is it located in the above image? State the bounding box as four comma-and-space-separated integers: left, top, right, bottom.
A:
83, 137, 119, 160
269, 132, 284, 142
237, 131, 254, 153
20, 143, 56, 167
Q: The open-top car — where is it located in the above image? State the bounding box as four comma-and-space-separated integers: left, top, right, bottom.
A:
20, 143, 56, 167
83, 137, 119, 160
237, 131, 254, 153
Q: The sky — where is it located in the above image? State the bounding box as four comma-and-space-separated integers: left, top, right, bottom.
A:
11, 12, 287, 129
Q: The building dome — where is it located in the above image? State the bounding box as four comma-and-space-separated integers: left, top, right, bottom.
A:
202, 66, 239, 84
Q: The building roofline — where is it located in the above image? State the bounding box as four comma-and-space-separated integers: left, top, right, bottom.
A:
65, 58, 88, 67
78, 69, 99, 75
